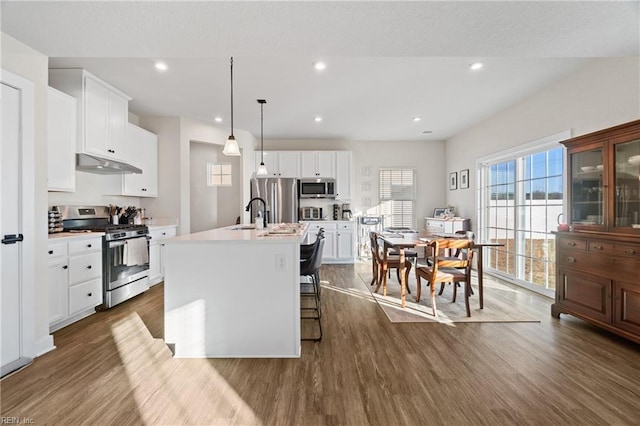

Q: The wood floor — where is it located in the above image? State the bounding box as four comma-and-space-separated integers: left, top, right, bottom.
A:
2, 263, 640, 425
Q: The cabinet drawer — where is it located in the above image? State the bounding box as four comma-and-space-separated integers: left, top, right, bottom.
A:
305, 222, 337, 231
560, 237, 587, 251
337, 222, 354, 231
68, 237, 102, 255
48, 242, 67, 259
559, 251, 640, 277
69, 252, 102, 285
69, 277, 102, 315
589, 241, 640, 258
149, 227, 177, 241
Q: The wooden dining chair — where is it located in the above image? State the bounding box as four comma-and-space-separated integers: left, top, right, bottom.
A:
369, 231, 412, 295
415, 239, 475, 317
437, 230, 476, 299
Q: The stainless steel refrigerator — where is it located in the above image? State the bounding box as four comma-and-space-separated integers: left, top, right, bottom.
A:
249, 177, 299, 224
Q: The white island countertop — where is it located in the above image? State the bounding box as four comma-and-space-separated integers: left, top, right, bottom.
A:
166, 222, 308, 243
163, 222, 309, 358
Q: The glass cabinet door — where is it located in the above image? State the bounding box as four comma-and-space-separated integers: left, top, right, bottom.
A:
613, 138, 640, 229
570, 148, 604, 226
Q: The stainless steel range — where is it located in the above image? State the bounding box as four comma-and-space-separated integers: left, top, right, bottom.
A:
55, 205, 150, 308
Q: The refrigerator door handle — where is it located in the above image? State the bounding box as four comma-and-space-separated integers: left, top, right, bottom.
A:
270, 181, 278, 225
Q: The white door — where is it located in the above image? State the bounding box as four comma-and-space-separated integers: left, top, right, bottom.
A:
1, 70, 36, 378
1, 82, 27, 377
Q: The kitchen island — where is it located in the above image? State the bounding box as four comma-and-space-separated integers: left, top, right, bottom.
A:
163, 222, 308, 358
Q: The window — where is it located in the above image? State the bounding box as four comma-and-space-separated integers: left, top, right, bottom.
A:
477, 131, 569, 296
207, 163, 232, 186
378, 168, 416, 228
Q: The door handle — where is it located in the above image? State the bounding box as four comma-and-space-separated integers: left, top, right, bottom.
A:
2, 234, 24, 244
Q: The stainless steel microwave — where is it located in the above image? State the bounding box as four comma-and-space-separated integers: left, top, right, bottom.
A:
299, 178, 336, 199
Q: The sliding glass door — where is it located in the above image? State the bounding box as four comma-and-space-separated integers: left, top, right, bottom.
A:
478, 146, 564, 295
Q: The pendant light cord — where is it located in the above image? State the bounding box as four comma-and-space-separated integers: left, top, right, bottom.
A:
230, 56, 234, 137
260, 102, 264, 163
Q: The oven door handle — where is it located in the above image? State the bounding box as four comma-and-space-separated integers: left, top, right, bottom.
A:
108, 236, 151, 248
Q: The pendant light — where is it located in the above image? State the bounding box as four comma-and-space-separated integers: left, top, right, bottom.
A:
256, 99, 268, 176
222, 56, 241, 156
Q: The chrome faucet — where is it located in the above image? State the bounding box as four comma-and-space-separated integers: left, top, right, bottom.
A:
245, 197, 268, 228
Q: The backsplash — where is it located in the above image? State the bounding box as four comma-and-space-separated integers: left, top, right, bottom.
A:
48, 171, 140, 208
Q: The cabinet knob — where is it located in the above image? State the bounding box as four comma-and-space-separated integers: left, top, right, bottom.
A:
624, 248, 636, 255
87, 292, 92, 297
567, 242, 576, 247
87, 243, 92, 248
162, 232, 166, 236
62, 265, 68, 270
48, 250, 54, 254
567, 256, 576, 264
592, 244, 603, 250
87, 265, 92, 269
142, 188, 147, 191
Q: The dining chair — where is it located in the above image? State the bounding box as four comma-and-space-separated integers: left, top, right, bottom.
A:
369, 231, 413, 295
300, 237, 325, 341
415, 239, 475, 317
437, 230, 476, 299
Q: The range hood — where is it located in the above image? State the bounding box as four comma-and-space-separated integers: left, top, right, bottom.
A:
76, 153, 142, 175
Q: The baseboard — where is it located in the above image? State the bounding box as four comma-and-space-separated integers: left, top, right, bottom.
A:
34, 335, 56, 357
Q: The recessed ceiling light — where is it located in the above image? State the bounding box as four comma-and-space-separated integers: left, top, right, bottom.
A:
314, 116, 323, 122
313, 61, 327, 71
413, 117, 422, 122
154, 61, 168, 71
469, 61, 484, 71
214, 117, 223, 123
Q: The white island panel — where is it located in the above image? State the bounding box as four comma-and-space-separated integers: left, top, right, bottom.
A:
164, 223, 307, 358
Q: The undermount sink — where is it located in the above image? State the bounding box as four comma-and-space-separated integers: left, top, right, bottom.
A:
230, 225, 256, 230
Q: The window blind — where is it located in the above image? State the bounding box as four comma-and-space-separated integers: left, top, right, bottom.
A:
379, 169, 416, 228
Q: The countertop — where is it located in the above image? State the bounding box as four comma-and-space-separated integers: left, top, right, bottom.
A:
166, 223, 309, 243
48, 231, 104, 241
148, 224, 178, 231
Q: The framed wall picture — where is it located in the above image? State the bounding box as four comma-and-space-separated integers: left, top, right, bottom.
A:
449, 172, 457, 190
460, 169, 469, 189
433, 208, 447, 217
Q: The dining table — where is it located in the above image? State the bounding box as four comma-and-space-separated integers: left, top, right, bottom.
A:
379, 231, 504, 308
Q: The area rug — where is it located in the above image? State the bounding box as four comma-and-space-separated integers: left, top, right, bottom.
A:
358, 272, 541, 323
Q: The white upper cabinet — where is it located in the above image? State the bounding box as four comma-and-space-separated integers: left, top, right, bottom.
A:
49, 69, 131, 162
47, 87, 77, 192
122, 123, 158, 197
300, 151, 336, 178
254, 151, 300, 177
335, 151, 352, 200
277, 151, 301, 177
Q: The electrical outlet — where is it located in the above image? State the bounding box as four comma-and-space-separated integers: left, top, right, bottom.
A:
276, 254, 287, 270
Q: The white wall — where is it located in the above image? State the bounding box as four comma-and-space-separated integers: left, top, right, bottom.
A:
139, 116, 256, 234
190, 141, 218, 232
263, 139, 448, 230
446, 57, 640, 223
1, 32, 52, 354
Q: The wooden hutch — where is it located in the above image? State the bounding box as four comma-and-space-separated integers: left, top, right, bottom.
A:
553, 119, 640, 344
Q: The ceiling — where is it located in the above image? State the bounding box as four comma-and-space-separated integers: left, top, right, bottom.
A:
2, 1, 638, 142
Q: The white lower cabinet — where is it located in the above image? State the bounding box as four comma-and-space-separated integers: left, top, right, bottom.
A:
48, 236, 103, 332
148, 226, 177, 285
424, 218, 471, 234
302, 221, 355, 264
48, 252, 68, 326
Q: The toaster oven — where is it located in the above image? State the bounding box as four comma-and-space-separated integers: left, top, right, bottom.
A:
300, 207, 323, 220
